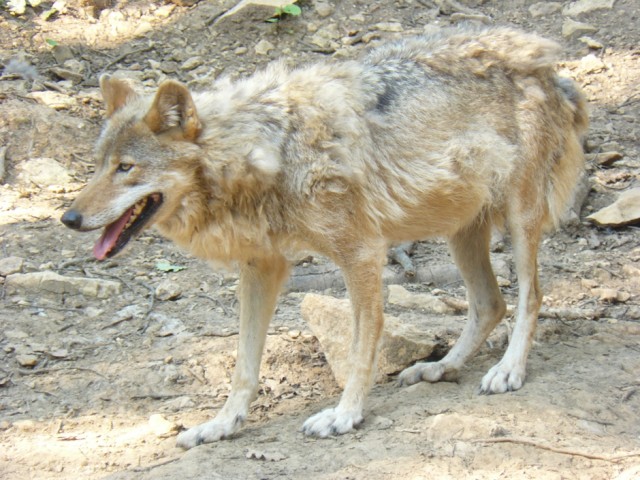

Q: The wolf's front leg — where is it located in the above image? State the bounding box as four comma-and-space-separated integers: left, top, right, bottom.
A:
302, 243, 386, 437
177, 256, 290, 449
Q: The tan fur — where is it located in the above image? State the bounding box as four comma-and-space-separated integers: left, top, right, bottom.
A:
62, 27, 588, 448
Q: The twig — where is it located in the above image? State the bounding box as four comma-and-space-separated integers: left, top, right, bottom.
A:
18, 366, 108, 379
101, 44, 154, 73
0, 145, 7, 183
132, 457, 182, 473
474, 437, 640, 462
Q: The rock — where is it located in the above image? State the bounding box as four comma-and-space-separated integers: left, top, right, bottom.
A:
0, 256, 24, 276
180, 56, 204, 71
49, 67, 83, 84
528, 2, 562, 17
578, 53, 606, 74
591, 288, 629, 303
155, 279, 182, 301
372, 22, 404, 32
5, 271, 121, 299
563, 0, 615, 17
301, 293, 439, 387
148, 414, 180, 438
27, 91, 76, 110
17, 157, 72, 187
622, 264, 640, 279
314, 0, 333, 17
586, 151, 623, 167
16, 354, 39, 367
309, 24, 341, 50
562, 19, 598, 38
587, 188, 640, 227
387, 285, 455, 315
579, 36, 604, 49
51, 44, 75, 64
450, 13, 492, 24
255, 39, 275, 56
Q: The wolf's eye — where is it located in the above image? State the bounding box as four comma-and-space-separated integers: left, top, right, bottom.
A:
116, 163, 133, 173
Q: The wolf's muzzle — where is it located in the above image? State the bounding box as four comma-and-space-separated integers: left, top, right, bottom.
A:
61, 210, 83, 230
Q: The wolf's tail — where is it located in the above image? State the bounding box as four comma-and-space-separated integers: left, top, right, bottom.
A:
420, 27, 564, 79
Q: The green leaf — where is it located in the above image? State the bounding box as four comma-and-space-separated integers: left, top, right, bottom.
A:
45, 38, 59, 47
282, 4, 301, 15
155, 261, 187, 273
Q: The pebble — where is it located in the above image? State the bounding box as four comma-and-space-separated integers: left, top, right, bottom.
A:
155, 279, 182, 301
17, 354, 39, 367
372, 22, 404, 32
0, 256, 24, 276
563, 0, 615, 17
314, 1, 334, 17
148, 414, 180, 438
181, 56, 204, 71
255, 39, 275, 56
27, 92, 76, 110
562, 19, 598, 38
528, 2, 562, 18
579, 36, 604, 49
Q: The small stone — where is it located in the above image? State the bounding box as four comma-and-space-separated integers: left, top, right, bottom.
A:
51, 44, 74, 64
578, 53, 606, 74
450, 13, 492, 24
234, 46, 248, 55
563, 0, 615, 17
287, 329, 301, 339
591, 288, 624, 303
373, 22, 404, 32
180, 56, 204, 71
155, 4, 175, 18
562, 19, 598, 38
622, 264, 640, 278
387, 285, 455, 315
579, 36, 604, 49
255, 39, 275, 56
27, 91, 76, 110
154, 279, 182, 301
581, 278, 598, 289
587, 188, 640, 227
314, 0, 334, 17
148, 414, 180, 438
586, 151, 623, 167
528, 2, 562, 17
0, 256, 24, 276
5, 271, 121, 299
17, 354, 39, 367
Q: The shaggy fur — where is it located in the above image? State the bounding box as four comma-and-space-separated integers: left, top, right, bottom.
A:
61, 26, 588, 449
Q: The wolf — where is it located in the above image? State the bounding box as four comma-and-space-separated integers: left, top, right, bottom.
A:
61, 26, 588, 449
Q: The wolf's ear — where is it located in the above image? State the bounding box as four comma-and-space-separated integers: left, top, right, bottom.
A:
100, 75, 137, 118
144, 80, 202, 141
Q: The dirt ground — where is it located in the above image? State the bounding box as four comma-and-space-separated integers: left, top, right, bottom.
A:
1, 0, 640, 478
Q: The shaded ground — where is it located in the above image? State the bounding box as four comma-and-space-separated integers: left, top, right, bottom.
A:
1, 0, 639, 478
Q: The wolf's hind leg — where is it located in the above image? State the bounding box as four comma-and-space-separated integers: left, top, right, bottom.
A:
398, 218, 506, 386
480, 215, 542, 393
177, 256, 289, 449
302, 241, 387, 437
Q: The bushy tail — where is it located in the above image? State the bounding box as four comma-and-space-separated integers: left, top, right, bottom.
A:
425, 27, 563, 77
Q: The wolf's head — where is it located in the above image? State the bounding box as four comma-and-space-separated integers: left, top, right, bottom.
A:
61, 75, 205, 260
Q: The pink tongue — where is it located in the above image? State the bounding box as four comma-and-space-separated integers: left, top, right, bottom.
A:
93, 208, 134, 260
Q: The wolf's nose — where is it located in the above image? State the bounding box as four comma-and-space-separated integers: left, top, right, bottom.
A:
61, 210, 83, 230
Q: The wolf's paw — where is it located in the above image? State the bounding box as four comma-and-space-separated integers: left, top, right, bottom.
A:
480, 361, 525, 394
397, 362, 446, 386
176, 416, 244, 449
301, 407, 363, 438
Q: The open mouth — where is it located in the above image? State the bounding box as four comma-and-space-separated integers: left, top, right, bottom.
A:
93, 193, 163, 260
